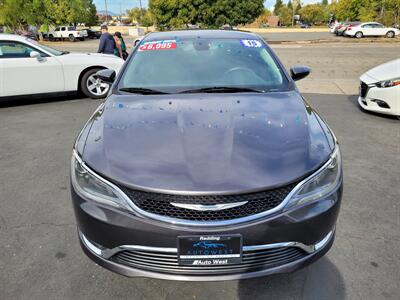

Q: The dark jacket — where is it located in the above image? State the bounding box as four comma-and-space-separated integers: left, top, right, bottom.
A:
98, 32, 116, 54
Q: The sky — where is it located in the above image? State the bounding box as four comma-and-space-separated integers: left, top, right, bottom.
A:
94, 0, 323, 15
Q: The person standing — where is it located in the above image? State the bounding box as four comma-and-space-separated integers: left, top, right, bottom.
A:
114, 32, 128, 60
97, 25, 115, 55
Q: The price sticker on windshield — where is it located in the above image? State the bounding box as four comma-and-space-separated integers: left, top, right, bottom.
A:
240, 39, 263, 48
138, 40, 177, 51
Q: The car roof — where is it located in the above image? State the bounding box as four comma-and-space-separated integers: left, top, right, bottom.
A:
0, 34, 29, 42
362, 22, 382, 25
143, 29, 259, 42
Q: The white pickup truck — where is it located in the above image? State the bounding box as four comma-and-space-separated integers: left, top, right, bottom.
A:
48, 26, 88, 42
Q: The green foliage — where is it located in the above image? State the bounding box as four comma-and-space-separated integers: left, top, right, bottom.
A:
287, 0, 293, 10
250, 8, 272, 27
127, 7, 145, 24
299, 4, 326, 24
127, 7, 154, 27
279, 6, 293, 26
0, 0, 98, 30
149, 0, 264, 29
322, 0, 329, 6
332, 0, 399, 26
274, 0, 284, 15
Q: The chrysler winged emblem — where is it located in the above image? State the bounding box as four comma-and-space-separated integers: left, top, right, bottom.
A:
170, 201, 248, 211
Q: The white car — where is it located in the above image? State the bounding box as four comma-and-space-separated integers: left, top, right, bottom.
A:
359, 59, 400, 116
345, 22, 400, 38
0, 34, 124, 100
49, 26, 88, 42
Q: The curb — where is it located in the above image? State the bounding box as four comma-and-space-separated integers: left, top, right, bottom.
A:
40, 37, 400, 46
266, 38, 400, 45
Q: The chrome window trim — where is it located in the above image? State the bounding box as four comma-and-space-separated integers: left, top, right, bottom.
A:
79, 230, 334, 260
72, 144, 340, 227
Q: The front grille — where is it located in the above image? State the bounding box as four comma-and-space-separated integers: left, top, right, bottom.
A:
360, 81, 369, 98
120, 183, 298, 221
110, 247, 307, 275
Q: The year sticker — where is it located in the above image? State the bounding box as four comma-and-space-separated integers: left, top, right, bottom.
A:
138, 40, 177, 51
240, 40, 263, 48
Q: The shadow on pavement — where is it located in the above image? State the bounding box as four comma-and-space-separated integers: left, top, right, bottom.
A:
347, 95, 399, 120
0, 93, 86, 108
237, 257, 345, 300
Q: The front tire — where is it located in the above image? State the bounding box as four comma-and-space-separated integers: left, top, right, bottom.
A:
386, 31, 395, 38
355, 31, 363, 38
80, 68, 110, 99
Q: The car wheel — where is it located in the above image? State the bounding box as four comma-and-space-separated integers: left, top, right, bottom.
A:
79, 37, 85, 41
69, 34, 76, 42
355, 31, 363, 38
49, 34, 54, 41
386, 31, 395, 38
80, 68, 110, 99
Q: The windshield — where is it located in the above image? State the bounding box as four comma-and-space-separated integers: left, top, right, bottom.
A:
119, 37, 290, 94
26, 38, 64, 56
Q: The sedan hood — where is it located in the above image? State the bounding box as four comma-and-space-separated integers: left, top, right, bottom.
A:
364, 58, 400, 82
81, 92, 332, 193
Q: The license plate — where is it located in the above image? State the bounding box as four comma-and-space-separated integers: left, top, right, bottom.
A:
178, 235, 242, 266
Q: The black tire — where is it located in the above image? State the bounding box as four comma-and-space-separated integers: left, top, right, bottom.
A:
80, 68, 110, 99
49, 34, 54, 42
69, 34, 75, 42
79, 37, 85, 41
386, 31, 395, 38
355, 31, 363, 38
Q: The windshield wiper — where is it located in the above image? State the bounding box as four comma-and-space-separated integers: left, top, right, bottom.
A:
60, 51, 70, 55
179, 86, 265, 94
118, 87, 169, 95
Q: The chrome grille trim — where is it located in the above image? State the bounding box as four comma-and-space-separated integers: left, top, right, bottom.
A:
80, 230, 334, 260
110, 248, 306, 274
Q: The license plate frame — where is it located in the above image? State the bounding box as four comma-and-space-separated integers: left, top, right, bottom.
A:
177, 234, 242, 266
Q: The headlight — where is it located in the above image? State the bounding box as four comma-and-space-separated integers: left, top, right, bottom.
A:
71, 150, 133, 211
285, 146, 342, 210
376, 78, 400, 88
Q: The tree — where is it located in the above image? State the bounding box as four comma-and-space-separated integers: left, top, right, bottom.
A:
287, 0, 293, 10
127, 7, 146, 24
295, 1, 302, 14
279, 6, 293, 25
322, 0, 329, 6
299, 4, 326, 24
141, 10, 155, 27
250, 8, 272, 27
0, 0, 98, 32
149, 0, 264, 29
274, 0, 284, 15
86, 0, 98, 26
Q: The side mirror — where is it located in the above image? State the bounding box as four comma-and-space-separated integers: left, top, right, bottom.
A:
96, 69, 116, 83
290, 66, 311, 81
30, 51, 43, 61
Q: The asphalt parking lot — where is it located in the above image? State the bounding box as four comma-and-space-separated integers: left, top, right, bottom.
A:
0, 41, 399, 300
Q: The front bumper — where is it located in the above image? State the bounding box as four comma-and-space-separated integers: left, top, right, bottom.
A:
358, 82, 400, 116
71, 180, 342, 281
79, 229, 335, 281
